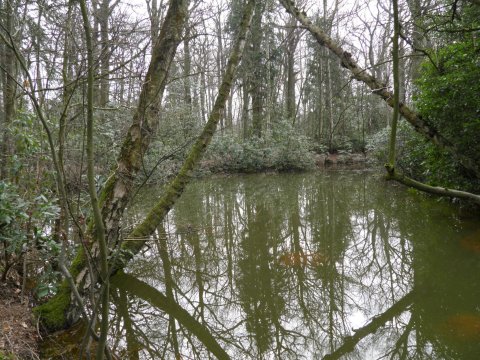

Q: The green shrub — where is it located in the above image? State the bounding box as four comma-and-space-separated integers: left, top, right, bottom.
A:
205, 119, 315, 173
0, 181, 61, 297
0, 181, 28, 255
366, 126, 391, 163
409, 38, 480, 191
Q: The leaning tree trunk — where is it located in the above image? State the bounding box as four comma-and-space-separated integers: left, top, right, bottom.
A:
35, 0, 190, 331
381, 0, 480, 205
35, 0, 256, 332
113, 0, 255, 271
278, 0, 480, 179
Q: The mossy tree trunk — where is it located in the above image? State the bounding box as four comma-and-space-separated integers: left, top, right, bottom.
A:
382, 0, 480, 205
279, 0, 480, 203
100, 0, 189, 252
36, 0, 256, 333
116, 0, 255, 269
35, 0, 190, 331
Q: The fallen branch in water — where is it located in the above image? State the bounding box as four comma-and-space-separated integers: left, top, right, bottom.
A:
385, 165, 480, 205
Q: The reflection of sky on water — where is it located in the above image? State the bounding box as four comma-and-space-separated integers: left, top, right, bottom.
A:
118, 172, 478, 359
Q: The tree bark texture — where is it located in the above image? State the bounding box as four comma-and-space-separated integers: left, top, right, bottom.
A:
0, 0, 17, 180
79, 0, 109, 357
250, 1, 264, 137
286, 15, 297, 123
388, 0, 401, 167
100, 0, 189, 250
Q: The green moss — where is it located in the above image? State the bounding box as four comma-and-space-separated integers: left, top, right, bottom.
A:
34, 247, 86, 332
98, 172, 116, 207
0, 351, 15, 360
69, 246, 86, 276
34, 282, 71, 331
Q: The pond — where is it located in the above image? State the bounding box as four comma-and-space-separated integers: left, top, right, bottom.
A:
92, 172, 480, 358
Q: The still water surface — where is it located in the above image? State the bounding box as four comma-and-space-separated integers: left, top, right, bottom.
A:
113, 171, 480, 359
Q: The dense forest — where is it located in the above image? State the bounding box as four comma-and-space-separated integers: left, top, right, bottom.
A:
0, 0, 479, 358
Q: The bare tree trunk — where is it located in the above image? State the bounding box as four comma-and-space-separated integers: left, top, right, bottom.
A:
316, 52, 324, 140
36, 0, 256, 334
285, 15, 297, 123
215, 12, 225, 130
183, 24, 192, 107
147, 0, 164, 42
325, 48, 333, 150
78, 0, 110, 357
388, 0, 401, 169
57, 0, 75, 251
99, 0, 111, 106
200, 65, 207, 123
250, 1, 263, 137
322, 0, 334, 150
1, 0, 17, 180
407, 0, 429, 85
118, 0, 255, 267
242, 80, 249, 139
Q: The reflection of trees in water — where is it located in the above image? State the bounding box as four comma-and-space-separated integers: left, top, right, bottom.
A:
111, 271, 231, 359
236, 189, 287, 357
112, 173, 470, 359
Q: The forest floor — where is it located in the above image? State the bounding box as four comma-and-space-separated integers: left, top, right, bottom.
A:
0, 273, 40, 359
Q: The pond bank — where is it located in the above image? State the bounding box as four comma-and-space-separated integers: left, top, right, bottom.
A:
197, 152, 370, 176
